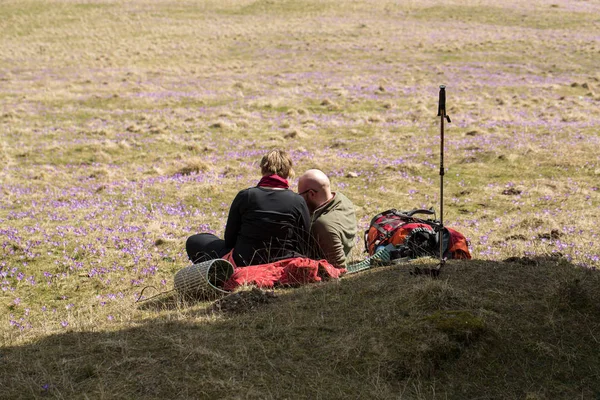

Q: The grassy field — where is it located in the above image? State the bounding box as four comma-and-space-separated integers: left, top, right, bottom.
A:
1, 0, 599, 398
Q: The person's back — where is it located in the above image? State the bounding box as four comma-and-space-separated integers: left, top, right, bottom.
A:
225, 186, 310, 266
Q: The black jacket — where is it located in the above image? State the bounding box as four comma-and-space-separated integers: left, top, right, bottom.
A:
224, 187, 311, 266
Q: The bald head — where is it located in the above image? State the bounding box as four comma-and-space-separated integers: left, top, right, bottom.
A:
299, 169, 330, 190
298, 169, 333, 213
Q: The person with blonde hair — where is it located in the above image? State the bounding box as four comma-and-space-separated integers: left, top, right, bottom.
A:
186, 149, 311, 266
297, 169, 357, 268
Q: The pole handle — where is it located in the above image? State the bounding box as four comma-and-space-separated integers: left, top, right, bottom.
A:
437, 85, 446, 117
438, 85, 451, 122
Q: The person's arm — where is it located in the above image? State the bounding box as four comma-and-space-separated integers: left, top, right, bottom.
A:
297, 200, 312, 257
312, 220, 346, 267
224, 190, 246, 248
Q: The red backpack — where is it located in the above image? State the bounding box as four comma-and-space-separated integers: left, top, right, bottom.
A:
364, 208, 471, 260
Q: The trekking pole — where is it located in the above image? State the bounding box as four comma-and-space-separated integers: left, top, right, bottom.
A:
437, 85, 451, 272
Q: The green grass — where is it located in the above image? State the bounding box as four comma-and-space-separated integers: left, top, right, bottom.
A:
219, 0, 339, 16
2, 259, 599, 399
411, 5, 597, 29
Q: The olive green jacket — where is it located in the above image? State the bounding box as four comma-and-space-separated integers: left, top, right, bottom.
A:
310, 192, 357, 267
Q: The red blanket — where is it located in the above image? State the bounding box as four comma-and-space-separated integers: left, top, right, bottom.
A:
223, 257, 346, 291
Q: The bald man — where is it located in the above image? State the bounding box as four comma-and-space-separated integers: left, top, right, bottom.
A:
297, 169, 357, 268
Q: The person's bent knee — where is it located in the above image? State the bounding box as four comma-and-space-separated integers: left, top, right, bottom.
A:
186, 233, 227, 263
186, 234, 206, 262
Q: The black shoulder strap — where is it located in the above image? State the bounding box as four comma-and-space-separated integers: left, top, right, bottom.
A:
406, 208, 435, 217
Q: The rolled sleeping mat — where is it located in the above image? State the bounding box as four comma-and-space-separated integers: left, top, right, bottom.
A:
174, 258, 234, 298
346, 246, 391, 274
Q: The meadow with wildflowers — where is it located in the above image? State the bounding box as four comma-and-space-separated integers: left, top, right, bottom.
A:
1, 0, 599, 398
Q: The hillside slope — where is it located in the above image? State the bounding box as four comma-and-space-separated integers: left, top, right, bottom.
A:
1, 258, 598, 399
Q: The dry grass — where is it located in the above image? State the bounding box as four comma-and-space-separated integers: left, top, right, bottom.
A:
1, 0, 599, 398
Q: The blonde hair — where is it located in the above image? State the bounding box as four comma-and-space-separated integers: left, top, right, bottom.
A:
260, 149, 294, 179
